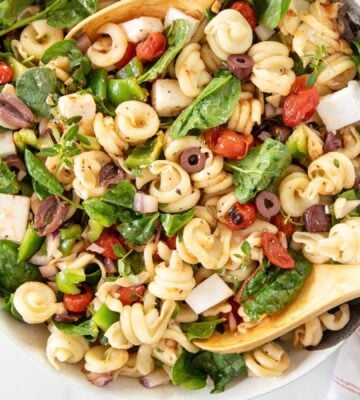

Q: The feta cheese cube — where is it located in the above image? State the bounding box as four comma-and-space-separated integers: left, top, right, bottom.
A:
164, 8, 200, 43
0, 194, 30, 243
0, 131, 16, 159
121, 17, 163, 43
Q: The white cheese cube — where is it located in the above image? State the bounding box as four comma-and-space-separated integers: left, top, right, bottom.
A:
164, 8, 200, 43
0, 194, 30, 243
185, 274, 234, 314
151, 79, 193, 117
0, 131, 16, 159
58, 93, 96, 135
317, 81, 360, 132
121, 17, 163, 43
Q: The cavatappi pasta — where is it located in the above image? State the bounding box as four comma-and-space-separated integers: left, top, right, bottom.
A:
0, 0, 357, 394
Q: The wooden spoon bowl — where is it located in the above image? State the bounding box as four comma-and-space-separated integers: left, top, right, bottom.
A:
195, 264, 360, 353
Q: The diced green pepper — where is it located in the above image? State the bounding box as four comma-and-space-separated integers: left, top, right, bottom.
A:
6, 55, 27, 81
286, 125, 307, 159
17, 224, 43, 262
87, 219, 104, 241
56, 268, 85, 294
125, 133, 164, 169
116, 57, 144, 79
59, 224, 82, 256
89, 68, 108, 100
13, 129, 38, 151
107, 78, 148, 106
92, 303, 119, 331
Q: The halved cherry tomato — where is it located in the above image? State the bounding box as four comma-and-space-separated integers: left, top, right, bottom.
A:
163, 234, 177, 250
230, 1, 257, 29
115, 42, 136, 69
0, 61, 12, 84
271, 214, 294, 241
136, 32, 167, 62
118, 285, 146, 305
63, 284, 94, 313
225, 202, 256, 231
283, 76, 320, 128
261, 232, 295, 269
205, 127, 253, 160
96, 228, 124, 260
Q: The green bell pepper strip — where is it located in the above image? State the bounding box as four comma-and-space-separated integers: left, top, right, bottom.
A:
107, 78, 148, 106
87, 219, 104, 242
59, 224, 82, 256
17, 224, 44, 262
92, 303, 119, 331
56, 268, 85, 294
89, 68, 108, 100
116, 57, 144, 79
124, 133, 164, 169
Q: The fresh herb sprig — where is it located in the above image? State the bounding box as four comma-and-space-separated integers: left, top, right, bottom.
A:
306, 45, 328, 88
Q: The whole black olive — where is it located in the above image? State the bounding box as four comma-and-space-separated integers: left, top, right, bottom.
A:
227, 54, 254, 81
303, 204, 331, 233
255, 191, 281, 219
323, 132, 342, 153
179, 147, 207, 173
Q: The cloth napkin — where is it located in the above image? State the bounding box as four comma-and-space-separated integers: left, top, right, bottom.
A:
325, 328, 360, 399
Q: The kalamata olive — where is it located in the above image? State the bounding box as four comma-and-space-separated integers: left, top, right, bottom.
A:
0, 93, 33, 128
99, 163, 125, 188
255, 191, 281, 219
179, 147, 207, 173
5, 154, 26, 173
303, 204, 331, 233
34, 195, 69, 236
323, 132, 342, 153
267, 125, 292, 143
227, 54, 254, 80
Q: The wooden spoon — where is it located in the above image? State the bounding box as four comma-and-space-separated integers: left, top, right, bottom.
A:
66, 0, 214, 40
195, 264, 360, 353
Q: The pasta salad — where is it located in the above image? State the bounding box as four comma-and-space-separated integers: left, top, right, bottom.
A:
0, 0, 358, 393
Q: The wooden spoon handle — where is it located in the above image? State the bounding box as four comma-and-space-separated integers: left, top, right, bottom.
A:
195, 264, 360, 353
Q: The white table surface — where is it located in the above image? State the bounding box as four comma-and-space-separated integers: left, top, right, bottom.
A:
0, 337, 336, 400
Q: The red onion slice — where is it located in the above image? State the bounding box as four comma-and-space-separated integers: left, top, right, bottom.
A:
140, 369, 170, 388
133, 192, 158, 213
86, 243, 105, 254
39, 264, 58, 278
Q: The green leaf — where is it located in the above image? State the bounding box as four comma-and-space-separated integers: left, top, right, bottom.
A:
306, 71, 318, 88
0, 0, 33, 29
16, 67, 57, 118
113, 244, 125, 258
181, 318, 225, 341
0, 240, 42, 295
25, 149, 64, 196
83, 199, 118, 227
53, 318, 99, 338
160, 208, 195, 237
171, 352, 207, 390
2, 293, 23, 321
226, 138, 291, 204
169, 70, 241, 138
118, 213, 159, 245
138, 19, 189, 84
102, 181, 136, 209
46, 0, 91, 29
56, 268, 85, 294
252, 0, 291, 29
0, 160, 19, 194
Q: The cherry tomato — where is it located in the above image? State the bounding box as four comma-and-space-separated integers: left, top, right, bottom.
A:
0, 61, 13, 84
283, 76, 320, 128
118, 285, 146, 305
230, 1, 257, 29
205, 127, 253, 160
225, 202, 256, 231
271, 214, 294, 241
261, 232, 295, 269
163, 234, 177, 250
96, 228, 124, 260
63, 284, 94, 313
136, 32, 167, 62
115, 42, 136, 69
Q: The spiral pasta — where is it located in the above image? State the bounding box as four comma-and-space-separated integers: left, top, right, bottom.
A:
244, 342, 291, 378
164, 135, 204, 162
204, 9, 253, 60
19, 20, 63, 59
279, 0, 310, 36
87, 23, 127, 68
73, 150, 111, 199
149, 160, 200, 213
118, 344, 154, 377
176, 218, 232, 270
148, 250, 195, 300
338, 125, 360, 160
249, 41, 296, 96
175, 43, 211, 98
46, 330, 89, 370
13, 282, 65, 324
84, 345, 129, 373
200, 43, 222, 73
115, 101, 160, 144
291, 231, 330, 263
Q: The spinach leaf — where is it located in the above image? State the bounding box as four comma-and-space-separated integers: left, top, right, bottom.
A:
191, 352, 247, 393
83, 199, 118, 228
53, 318, 99, 338
16, 67, 57, 118
351, 40, 360, 76
169, 70, 241, 138
160, 208, 195, 237
226, 138, 291, 204
2, 293, 22, 321
181, 318, 225, 341
25, 149, 64, 196
32, 179, 51, 200
0, 240, 42, 295
250, 0, 291, 29
0, 0, 33, 29
243, 250, 312, 322
117, 213, 160, 245
138, 19, 189, 84
171, 352, 207, 390
102, 181, 136, 209
0, 160, 19, 194
126, 251, 145, 275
